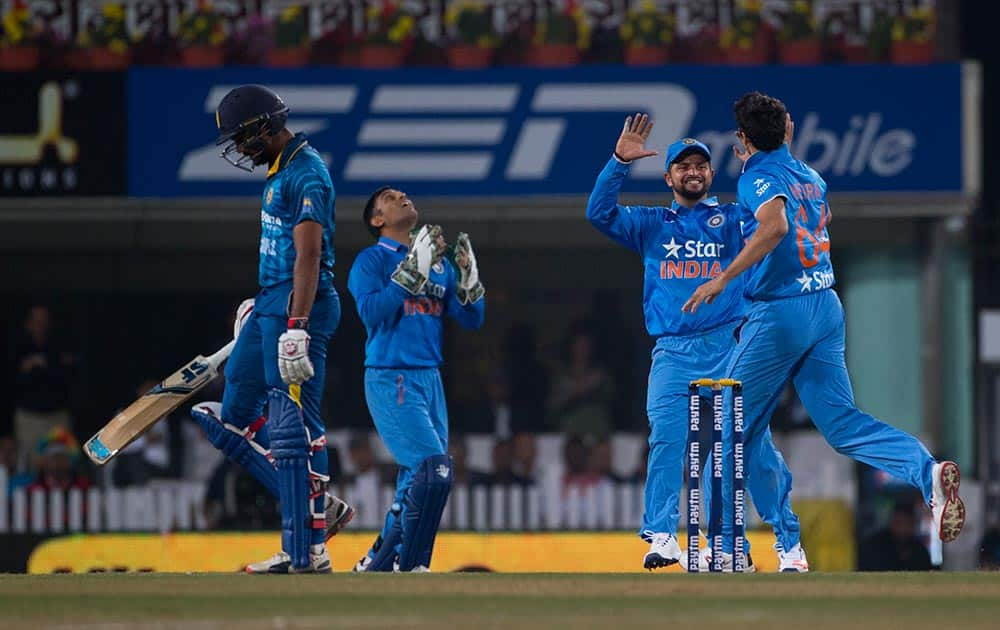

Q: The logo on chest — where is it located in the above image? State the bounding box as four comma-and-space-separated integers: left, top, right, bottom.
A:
659, 237, 725, 281
662, 237, 725, 259
403, 279, 446, 317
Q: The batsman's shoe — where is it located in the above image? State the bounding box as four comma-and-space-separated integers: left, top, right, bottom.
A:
931, 460, 966, 542
775, 541, 809, 573
684, 548, 757, 573
324, 493, 355, 541
678, 545, 710, 572
643, 533, 681, 570
244, 548, 332, 574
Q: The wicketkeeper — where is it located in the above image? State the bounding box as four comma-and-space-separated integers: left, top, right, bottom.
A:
349, 186, 485, 572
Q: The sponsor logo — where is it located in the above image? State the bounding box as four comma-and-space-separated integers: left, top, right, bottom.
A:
179, 83, 697, 183
0, 82, 78, 193
662, 237, 726, 259
754, 179, 771, 197
436, 464, 451, 479
795, 269, 836, 292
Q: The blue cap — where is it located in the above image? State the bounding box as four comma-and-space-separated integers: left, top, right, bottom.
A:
664, 138, 711, 171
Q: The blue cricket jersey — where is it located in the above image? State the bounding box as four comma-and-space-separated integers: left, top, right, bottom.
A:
737, 145, 835, 301
586, 156, 745, 337
259, 133, 336, 290
347, 237, 485, 368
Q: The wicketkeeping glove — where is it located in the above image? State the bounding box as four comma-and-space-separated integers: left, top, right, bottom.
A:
278, 318, 314, 385
391, 224, 445, 295
453, 232, 484, 305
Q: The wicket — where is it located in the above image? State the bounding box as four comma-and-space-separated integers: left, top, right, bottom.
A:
686, 378, 746, 573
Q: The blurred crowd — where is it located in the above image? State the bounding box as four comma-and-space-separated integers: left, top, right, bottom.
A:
0, 0, 940, 72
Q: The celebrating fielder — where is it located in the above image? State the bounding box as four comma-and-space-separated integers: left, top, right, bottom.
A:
190, 85, 353, 574
587, 114, 803, 571
349, 187, 485, 572
683, 92, 965, 562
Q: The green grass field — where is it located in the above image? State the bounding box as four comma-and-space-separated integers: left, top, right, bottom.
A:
1, 572, 998, 629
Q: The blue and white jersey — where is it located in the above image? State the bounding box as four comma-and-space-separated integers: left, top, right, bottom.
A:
347, 237, 485, 368
737, 145, 835, 301
586, 156, 745, 337
258, 133, 336, 290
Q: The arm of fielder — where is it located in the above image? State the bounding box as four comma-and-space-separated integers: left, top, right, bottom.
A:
682, 198, 788, 313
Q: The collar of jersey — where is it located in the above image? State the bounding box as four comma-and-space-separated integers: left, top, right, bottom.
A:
377, 236, 406, 252
266, 133, 309, 179
742, 143, 791, 174
670, 196, 720, 214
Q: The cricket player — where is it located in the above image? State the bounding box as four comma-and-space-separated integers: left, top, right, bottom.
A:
189, 85, 354, 573
348, 187, 485, 572
683, 92, 965, 566
587, 114, 802, 571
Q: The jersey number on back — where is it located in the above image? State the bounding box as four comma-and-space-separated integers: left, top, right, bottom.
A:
794, 203, 830, 268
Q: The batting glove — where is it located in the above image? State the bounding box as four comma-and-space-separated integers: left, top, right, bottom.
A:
233, 298, 255, 341
391, 224, 443, 295
454, 232, 484, 305
278, 318, 314, 385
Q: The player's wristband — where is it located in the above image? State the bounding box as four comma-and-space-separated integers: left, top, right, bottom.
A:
287, 317, 309, 330
613, 152, 632, 164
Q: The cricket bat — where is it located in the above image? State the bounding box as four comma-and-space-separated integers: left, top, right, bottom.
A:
84, 339, 236, 465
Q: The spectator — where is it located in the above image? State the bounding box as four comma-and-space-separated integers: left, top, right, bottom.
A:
588, 438, 624, 483
485, 369, 513, 439
484, 438, 517, 486
503, 323, 550, 433
27, 427, 90, 493
548, 324, 614, 440
203, 459, 279, 531
563, 435, 599, 489
344, 432, 381, 521
13, 305, 76, 471
449, 436, 471, 485
858, 496, 933, 571
0, 435, 32, 491
347, 433, 381, 486
583, 290, 639, 430
112, 379, 175, 487
511, 432, 537, 485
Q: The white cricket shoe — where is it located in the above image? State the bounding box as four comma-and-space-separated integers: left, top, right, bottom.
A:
245, 546, 331, 574
392, 560, 430, 572
643, 533, 681, 570
679, 546, 756, 572
931, 461, 966, 542
324, 493, 355, 541
353, 555, 373, 572
775, 541, 809, 573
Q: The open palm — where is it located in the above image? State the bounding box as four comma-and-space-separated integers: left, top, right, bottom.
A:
615, 113, 658, 162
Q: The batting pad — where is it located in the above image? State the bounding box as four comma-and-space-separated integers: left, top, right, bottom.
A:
268, 389, 311, 569
397, 454, 453, 571
191, 403, 278, 497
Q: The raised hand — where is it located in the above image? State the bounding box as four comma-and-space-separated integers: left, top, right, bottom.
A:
453, 232, 484, 305
615, 113, 659, 162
